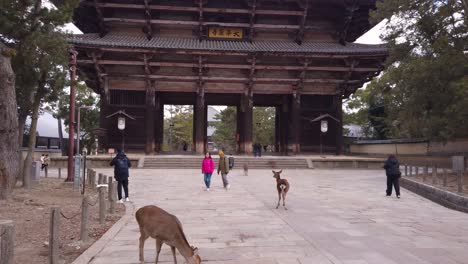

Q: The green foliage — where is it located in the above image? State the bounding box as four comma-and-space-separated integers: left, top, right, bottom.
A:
354, 0, 468, 141
163, 106, 193, 151
211, 107, 237, 152
51, 80, 100, 152
253, 107, 275, 145
211, 106, 276, 152
0, 0, 78, 125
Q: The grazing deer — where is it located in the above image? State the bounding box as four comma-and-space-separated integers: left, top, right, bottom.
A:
272, 170, 290, 210
135, 205, 201, 264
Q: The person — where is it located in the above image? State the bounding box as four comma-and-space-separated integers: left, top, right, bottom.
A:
40, 154, 46, 170
228, 154, 235, 170
183, 142, 188, 151
110, 148, 132, 203
43, 154, 50, 176
217, 150, 230, 189
201, 152, 215, 191
384, 154, 401, 198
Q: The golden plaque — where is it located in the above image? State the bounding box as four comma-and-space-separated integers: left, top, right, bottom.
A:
208, 27, 243, 39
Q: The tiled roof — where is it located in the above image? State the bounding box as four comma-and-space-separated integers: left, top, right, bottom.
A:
68, 34, 387, 55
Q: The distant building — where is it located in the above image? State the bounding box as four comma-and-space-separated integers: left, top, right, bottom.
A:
24, 111, 68, 152
207, 106, 220, 152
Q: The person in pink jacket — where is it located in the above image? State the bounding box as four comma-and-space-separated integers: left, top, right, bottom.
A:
201, 152, 215, 191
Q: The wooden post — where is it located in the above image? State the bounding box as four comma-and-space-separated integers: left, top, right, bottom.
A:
49, 207, 60, 264
290, 95, 301, 154
98, 173, 103, 184
458, 171, 464, 193
58, 168, 61, 179
109, 180, 115, 214
404, 164, 407, 176
103, 175, 107, 184
432, 165, 437, 184
422, 166, 426, 182
145, 84, 156, 154
98, 186, 106, 224
0, 220, 14, 264
80, 196, 89, 242
415, 166, 419, 177
334, 94, 343, 155
239, 94, 253, 154
90, 171, 96, 190
443, 168, 448, 187
194, 94, 206, 154
409, 165, 412, 176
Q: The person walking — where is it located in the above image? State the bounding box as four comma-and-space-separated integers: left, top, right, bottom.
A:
384, 154, 401, 198
217, 150, 230, 189
110, 148, 132, 203
43, 154, 50, 177
201, 152, 215, 191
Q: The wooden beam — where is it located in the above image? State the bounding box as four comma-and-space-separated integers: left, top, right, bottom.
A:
197, 0, 204, 40
143, 0, 152, 40
93, 0, 108, 37
103, 17, 317, 30
339, 0, 359, 45
248, 0, 257, 42
83, 2, 304, 16
77, 59, 381, 72
101, 73, 361, 84
293, 58, 309, 102
76, 46, 388, 59
295, 0, 309, 45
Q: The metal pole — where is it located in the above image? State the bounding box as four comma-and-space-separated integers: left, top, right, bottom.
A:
82, 151, 86, 195
67, 49, 78, 182
121, 130, 125, 152
76, 107, 80, 156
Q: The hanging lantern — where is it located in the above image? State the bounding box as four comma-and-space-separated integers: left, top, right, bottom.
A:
321, 120, 328, 133
117, 116, 126, 130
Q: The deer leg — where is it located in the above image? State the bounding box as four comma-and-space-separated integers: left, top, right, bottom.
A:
155, 239, 163, 264
139, 233, 149, 263
282, 192, 287, 210
276, 191, 281, 209
171, 246, 177, 264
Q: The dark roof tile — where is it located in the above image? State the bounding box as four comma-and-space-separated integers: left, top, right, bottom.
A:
68, 34, 387, 55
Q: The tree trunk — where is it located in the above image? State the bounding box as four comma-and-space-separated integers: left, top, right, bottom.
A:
0, 44, 20, 200
57, 99, 65, 156
22, 74, 46, 188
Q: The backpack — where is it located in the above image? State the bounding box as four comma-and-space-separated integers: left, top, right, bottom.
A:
115, 157, 128, 171
228, 156, 235, 170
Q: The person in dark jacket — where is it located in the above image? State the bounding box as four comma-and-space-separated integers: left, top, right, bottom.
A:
384, 154, 401, 198
110, 148, 132, 203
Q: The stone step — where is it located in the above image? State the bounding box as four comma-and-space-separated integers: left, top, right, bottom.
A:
143, 157, 309, 169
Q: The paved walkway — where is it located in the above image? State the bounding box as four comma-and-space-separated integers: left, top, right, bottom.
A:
85, 168, 468, 264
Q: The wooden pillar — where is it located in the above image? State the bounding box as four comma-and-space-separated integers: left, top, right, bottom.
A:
236, 105, 242, 153
280, 95, 289, 155
335, 95, 344, 155
154, 93, 163, 152
290, 95, 301, 154
145, 82, 155, 154
239, 95, 253, 154
194, 94, 206, 154
275, 106, 280, 153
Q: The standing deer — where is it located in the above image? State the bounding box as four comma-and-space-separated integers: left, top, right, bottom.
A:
135, 205, 201, 264
272, 170, 290, 210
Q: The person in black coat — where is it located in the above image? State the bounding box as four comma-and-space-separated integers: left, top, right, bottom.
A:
110, 148, 132, 203
384, 154, 401, 198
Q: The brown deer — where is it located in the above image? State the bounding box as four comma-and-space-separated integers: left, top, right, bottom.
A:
135, 205, 201, 264
272, 170, 290, 210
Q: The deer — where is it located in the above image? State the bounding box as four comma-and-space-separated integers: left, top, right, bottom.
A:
135, 205, 201, 264
243, 163, 249, 176
272, 170, 290, 210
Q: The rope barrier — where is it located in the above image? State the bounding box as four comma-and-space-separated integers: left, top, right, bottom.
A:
87, 198, 99, 207
0, 229, 6, 237
59, 206, 82, 220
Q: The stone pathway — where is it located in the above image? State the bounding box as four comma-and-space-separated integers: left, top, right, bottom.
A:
84, 168, 468, 264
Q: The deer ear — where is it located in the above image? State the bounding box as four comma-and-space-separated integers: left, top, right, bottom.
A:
192, 247, 199, 255
279, 170, 282, 174
272, 170, 275, 174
